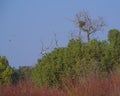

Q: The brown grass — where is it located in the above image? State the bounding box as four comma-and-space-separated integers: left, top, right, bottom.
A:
0, 73, 120, 96
0, 80, 65, 96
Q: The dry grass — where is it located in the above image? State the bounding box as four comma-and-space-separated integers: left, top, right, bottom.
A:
62, 73, 120, 96
0, 80, 65, 96
0, 73, 120, 96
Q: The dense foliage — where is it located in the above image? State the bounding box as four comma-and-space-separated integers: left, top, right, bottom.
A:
0, 56, 14, 85
0, 57, 33, 85
0, 29, 120, 87
32, 29, 120, 87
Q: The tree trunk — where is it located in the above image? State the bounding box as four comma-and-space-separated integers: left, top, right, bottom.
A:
87, 33, 90, 42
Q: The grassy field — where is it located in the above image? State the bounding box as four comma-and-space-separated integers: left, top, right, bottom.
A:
0, 73, 120, 96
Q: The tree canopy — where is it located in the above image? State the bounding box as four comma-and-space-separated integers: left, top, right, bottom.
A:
32, 29, 120, 87
0, 56, 14, 85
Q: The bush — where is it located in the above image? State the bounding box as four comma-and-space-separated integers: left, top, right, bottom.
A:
32, 29, 120, 87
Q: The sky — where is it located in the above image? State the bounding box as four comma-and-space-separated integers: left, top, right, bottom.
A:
0, 0, 120, 68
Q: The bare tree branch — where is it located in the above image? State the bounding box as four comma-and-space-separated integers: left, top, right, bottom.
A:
75, 11, 106, 42
40, 40, 53, 56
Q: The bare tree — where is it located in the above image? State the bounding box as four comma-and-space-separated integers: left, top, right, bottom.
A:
40, 41, 53, 56
40, 33, 59, 57
75, 11, 106, 42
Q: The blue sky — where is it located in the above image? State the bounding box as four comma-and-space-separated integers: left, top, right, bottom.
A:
0, 0, 120, 68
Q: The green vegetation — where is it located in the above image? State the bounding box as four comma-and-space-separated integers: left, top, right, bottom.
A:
0, 56, 14, 85
32, 29, 120, 87
0, 29, 120, 88
0, 57, 32, 85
